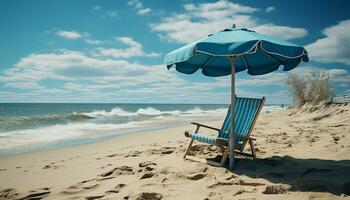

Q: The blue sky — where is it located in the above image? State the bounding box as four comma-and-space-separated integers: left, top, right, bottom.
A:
0, 0, 349, 104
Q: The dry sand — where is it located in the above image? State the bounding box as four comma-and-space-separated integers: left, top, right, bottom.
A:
0, 103, 349, 200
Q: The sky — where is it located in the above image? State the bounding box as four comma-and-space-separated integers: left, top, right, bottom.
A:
0, 0, 349, 104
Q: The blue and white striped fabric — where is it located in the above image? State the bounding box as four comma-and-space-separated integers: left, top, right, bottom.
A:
188, 132, 217, 145
187, 97, 263, 148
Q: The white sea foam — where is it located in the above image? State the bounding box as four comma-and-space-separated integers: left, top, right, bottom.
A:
0, 122, 138, 152
82, 107, 227, 118
137, 107, 164, 115
82, 108, 137, 118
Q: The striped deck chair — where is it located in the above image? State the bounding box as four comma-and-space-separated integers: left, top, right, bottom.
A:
183, 97, 265, 166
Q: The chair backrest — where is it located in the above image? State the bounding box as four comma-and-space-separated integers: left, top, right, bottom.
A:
218, 97, 265, 148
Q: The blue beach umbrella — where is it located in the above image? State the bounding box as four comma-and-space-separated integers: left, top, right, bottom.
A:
164, 27, 309, 170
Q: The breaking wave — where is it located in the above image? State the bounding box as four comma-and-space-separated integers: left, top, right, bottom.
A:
81, 107, 226, 118
0, 113, 94, 131
0, 107, 226, 132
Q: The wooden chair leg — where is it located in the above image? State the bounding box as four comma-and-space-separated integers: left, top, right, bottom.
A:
248, 138, 256, 159
183, 125, 200, 159
183, 139, 195, 159
220, 146, 225, 155
220, 147, 229, 166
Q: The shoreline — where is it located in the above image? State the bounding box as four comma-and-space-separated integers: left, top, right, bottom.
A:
0, 120, 191, 157
0, 105, 285, 157
0, 114, 227, 157
0, 104, 232, 157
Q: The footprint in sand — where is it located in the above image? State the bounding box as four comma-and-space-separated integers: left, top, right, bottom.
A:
139, 161, 157, 172
139, 161, 157, 168
333, 135, 340, 143
238, 179, 266, 187
234, 188, 258, 196
185, 172, 206, 181
145, 166, 155, 171
42, 162, 64, 169
0, 188, 19, 199
19, 187, 51, 200
124, 150, 142, 157
145, 147, 176, 155
100, 163, 112, 169
105, 183, 126, 194
140, 172, 155, 179
106, 153, 123, 158
135, 192, 162, 200
62, 184, 83, 194
62, 180, 99, 194
161, 147, 176, 154
98, 166, 134, 180
85, 194, 105, 200
207, 180, 235, 188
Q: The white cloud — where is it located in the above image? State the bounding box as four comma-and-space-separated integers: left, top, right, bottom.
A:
328, 69, 348, 77
237, 73, 286, 86
5, 82, 44, 90
1, 49, 347, 103
255, 24, 307, 40
265, 6, 275, 12
151, 0, 307, 43
306, 19, 350, 65
56, 30, 82, 40
0, 49, 237, 103
0, 48, 246, 103
56, 31, 104, 45
0, 50, 179, 95
184, 4, 196, 11
327, 69, 350, 88
96, 37, 161, 58
128, 0, 152, 15
138, 8, 151, 15
85, 39, 103, 45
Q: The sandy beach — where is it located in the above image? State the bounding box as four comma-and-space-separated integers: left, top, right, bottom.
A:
0, 103, 349, 200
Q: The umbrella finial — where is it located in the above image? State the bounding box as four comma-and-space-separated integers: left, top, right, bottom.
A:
232, 24, 236, 29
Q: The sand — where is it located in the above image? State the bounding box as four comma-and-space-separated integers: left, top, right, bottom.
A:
0, 103, 349, 200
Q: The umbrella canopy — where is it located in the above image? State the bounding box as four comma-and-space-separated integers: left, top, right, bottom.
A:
165, 28, 308, 76
164, 27, 309, 170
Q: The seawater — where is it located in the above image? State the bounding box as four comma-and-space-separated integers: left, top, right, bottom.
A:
0, 103, 283, 156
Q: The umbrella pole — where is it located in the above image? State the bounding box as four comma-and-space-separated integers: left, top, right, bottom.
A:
229, 56, 236, 170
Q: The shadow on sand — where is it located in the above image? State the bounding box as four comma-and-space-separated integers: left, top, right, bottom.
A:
215, 156, 350, 195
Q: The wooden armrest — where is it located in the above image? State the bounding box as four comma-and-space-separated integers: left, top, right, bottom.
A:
191, 122, 220, 132
216, 138, 228, 146
184, 131, 190, 137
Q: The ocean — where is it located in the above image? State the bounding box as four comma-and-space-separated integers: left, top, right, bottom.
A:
0, 103, 284, 156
